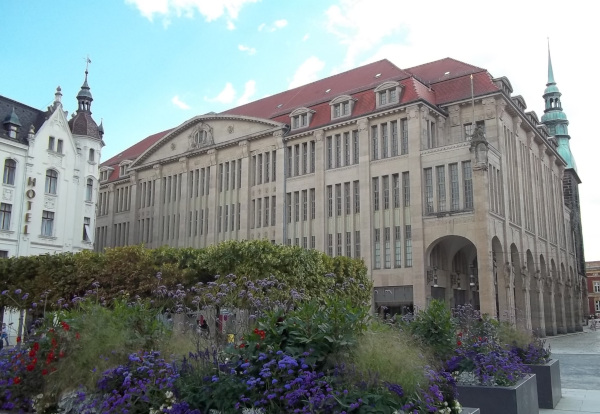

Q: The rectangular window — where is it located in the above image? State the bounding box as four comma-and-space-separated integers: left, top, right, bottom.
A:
405, 225, 412, 267
381, 123, 388, 158
337, 233, 342, 256
335, 134, 342, 168
327, 136, 333, 169
294, 145, 300, 176
353, 180, 360, 213
394, 226, 402, 268
271, 152, 276, 182
393, 173, 400, 208
328, 234, 333, 256
303, 237, 307, 249
353, 130, 359, 164
231, 160, 237, 188
450, 163, 459, 210
48, 136, 55, 151
310, 141, 315, 173
327, 186, 333, 217
374, 229, 381, 269
383, 175, 390, 210
294, 191, 300, 222
371, 126, 379, 160
425, 168, 433, 213
41, 210, 54, 236
593, 281, 600, 293
259, 154, 264, 184
355, 230, 360, 258
463, 161, 473, 209
302, 143, 308, 175
264, 154, 269, 183
346, 231, 352, 258
218, 206, 223, 232
225, 162, 231, 191
344, 182, 351, 215
437, 165, 446, 212
271, 196, 276, 226
83, 217, 91, 241
254, 201, 259, 228
384, 227, 391, 268
401, 118, 409, 155
596, 300, 600, 313
372, 177, 379, 211
264, 198, 269, 227
310, 189, 316, 220
57, 139, 64, 154
0, 203, 12, 230
225, 204, 230, 231
232, 204, 236, 232
379, 91, 387, 106
344, 132, 350, 166
335, 184, 342, 216
311, 235, 315, 249
302, 190, 308, 221
286, 147, 292, 177
464, 123, 473, 140
286, 193, 292, 223
391, 120, 399, 156
402, 172, 410, 207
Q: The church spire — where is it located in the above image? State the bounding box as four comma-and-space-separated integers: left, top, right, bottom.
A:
76, 57, 93, 113
541, 41, 576, 171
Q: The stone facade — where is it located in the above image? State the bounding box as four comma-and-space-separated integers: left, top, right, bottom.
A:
96, 57, 583, 335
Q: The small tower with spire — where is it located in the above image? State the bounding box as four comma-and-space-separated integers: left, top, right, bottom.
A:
68, 60, 103, 141
3, 107, 21, 139
541, 42, 585, 283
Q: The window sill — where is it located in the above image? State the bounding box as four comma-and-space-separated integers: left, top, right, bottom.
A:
47, 150, 65, 157
0, 229, 14, 234
38, 235, 57, 240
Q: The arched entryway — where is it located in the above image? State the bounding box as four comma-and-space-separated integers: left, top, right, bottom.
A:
425, 236, 478, 310
510, 244, 527, 329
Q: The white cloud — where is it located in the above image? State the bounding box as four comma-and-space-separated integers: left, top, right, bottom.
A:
274, 19, 288, 29
257, 19, 288, 32
205, 82, 236, 104
288, 56, 325, 89
302, 33, 309, 42
171, 95, 190, 109
237, 80, 257, 105
125, 0, 258, 26
238, 44, 256, 55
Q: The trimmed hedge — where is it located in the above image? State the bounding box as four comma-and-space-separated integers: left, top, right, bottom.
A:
0, 240, 371, 309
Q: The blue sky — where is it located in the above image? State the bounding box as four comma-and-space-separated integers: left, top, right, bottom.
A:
2, 0, 599, 260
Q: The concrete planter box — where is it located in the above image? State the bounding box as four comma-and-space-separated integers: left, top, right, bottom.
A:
525, 359, 561, 409
456, 374, 539, 414
460, 408, 480, 414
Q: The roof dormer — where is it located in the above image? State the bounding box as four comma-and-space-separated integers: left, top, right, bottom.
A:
329, 95, 356, 120
119, 160, 133, 177
374, 81, 402, 109
99, 166, 114, 182
289, 107, 315, 130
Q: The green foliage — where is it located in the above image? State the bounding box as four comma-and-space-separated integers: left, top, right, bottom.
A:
0, 240, 370, 309
348, 322, 432, 396
403, 300, 456, 360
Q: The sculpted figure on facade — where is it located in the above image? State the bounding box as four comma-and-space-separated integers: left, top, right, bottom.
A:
470, 125, 489, 169
521, 266, 529, 291
504, 262, 514, 289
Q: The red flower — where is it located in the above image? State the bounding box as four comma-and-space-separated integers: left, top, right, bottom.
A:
33, 342, 40, 351
26, 364, 35, 372
61, 322, 70, 331
29, 349, 37, 358
16, 336, 21, 343
59, 351, 65, 358
458, 332, 463, 337
41, 369, 48, 376
239, 343, 246, 348
13, 377, 21, 384
75, 332, 80, 340
457, 340, 462, 346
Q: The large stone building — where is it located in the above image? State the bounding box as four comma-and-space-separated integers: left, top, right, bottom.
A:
0, 69, 104, 339
97, 54, 584, 336
585, 261, 600, 318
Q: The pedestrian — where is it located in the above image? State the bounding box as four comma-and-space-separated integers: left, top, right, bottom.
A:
199, 319, 210, 337
1, 323, 9, 347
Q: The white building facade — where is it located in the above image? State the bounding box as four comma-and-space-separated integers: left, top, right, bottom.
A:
0, 71, 104, 341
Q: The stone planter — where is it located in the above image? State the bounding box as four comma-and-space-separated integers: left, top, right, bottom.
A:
456, 374, 539, 414
525, 359, 561, 409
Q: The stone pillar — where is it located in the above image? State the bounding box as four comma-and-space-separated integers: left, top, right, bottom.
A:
314, 129, 326, 251
535, 271, 547, 337
151, 164, 163, 246
521, 266, 533, 331
556, 281, 567, 334
503, 262, 516, 324
238, 140, 250, 241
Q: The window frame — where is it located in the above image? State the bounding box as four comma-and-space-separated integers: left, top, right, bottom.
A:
0, 202, 12, 231
41, 210, 55, 237
374, 81, 402, 109
3, 159, 16, 185
45, 169, 58, 195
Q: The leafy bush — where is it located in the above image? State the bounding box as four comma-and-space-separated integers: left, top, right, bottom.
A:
402, 300, 456, 360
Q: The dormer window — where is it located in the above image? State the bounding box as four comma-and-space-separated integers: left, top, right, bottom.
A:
374, 81, 402, 109
329, 95, 355, 120
99, 168, 112, 182
290, 107, 314, 130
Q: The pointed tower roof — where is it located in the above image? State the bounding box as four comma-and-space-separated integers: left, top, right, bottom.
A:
3, 107, 21, 127
541, 42, 576, 171
68, 63, 101, 140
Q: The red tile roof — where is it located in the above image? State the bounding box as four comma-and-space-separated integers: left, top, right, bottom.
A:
101, 58, 503, 181
405, 57, 485, 84
102, 128, 173, 181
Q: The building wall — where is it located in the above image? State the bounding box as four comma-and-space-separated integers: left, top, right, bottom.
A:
586, 261, 600, 317
96, 87, 581, 335
0, 105, 102, 256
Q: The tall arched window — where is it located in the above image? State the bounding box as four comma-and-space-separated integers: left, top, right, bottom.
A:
45, 169, 58, 194
89, 148, 95, 162
86, 178, 93, 201
3, 159, 16, 185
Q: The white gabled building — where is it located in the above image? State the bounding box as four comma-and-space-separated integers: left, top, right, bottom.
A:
0, 69, 104, 257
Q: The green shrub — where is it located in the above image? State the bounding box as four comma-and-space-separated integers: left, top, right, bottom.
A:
403, 300, 456, 360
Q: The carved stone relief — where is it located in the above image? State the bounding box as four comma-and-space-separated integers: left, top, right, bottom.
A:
2, 188, 13, 201
44, 196, 56, 209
